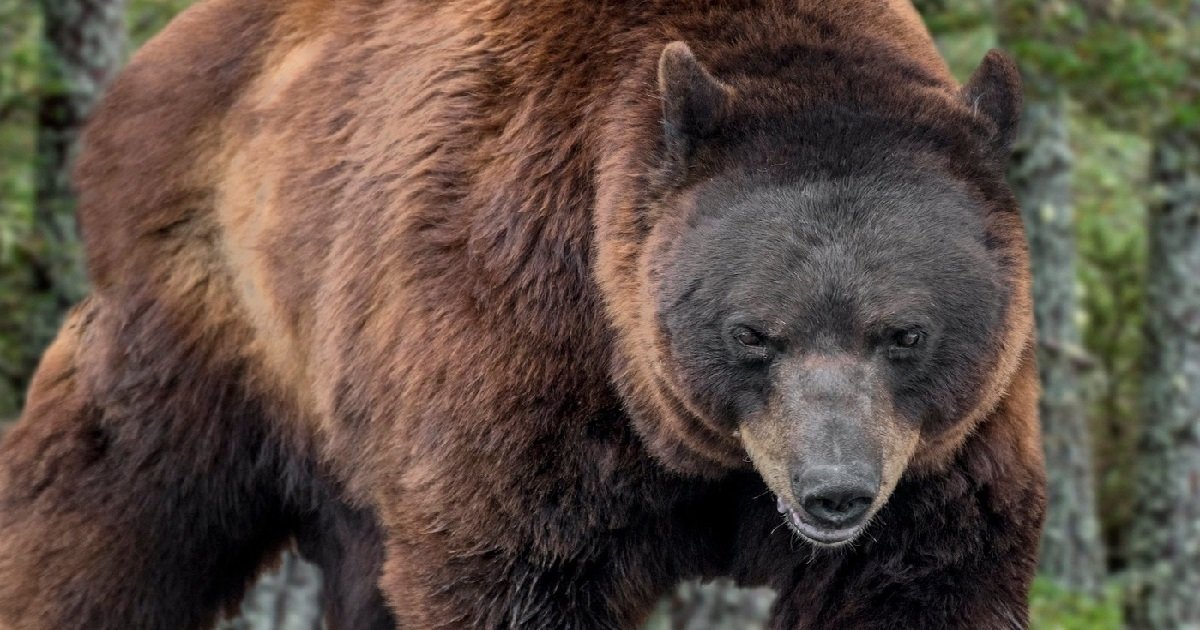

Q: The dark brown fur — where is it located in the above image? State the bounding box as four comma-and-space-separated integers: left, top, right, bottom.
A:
0, 1, 1044, 628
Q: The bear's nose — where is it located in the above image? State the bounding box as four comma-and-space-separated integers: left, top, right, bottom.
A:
792, 465, 877, 529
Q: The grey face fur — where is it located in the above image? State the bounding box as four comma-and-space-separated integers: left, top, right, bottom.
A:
654, 167, 1006, 545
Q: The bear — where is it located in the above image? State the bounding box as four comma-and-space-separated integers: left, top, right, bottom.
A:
0, 0, 1046, 628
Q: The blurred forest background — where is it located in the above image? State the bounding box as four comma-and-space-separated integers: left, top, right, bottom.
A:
0, 0, 1197, 629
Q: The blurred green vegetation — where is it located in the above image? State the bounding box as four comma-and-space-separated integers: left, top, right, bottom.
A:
1072, 114, 1149, 572
0, 0, 186, 414
1030, 577, 1124, 630
927, 0, 1152, 579
0, 0, 42, 414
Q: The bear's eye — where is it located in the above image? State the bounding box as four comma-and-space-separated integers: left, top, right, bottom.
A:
725, 322, 775, 364
895, 330, 922, 348
889, 329, 924, 357
733, 326, 765, 348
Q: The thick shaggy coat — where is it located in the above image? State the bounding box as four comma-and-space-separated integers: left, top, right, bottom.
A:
0, 0, 1045, 628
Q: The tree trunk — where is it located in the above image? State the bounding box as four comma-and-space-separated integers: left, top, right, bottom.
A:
21, 0, 125, 400
35, 0, 125, 300
1008, 93, 1106, 595
1125, 130, 1200, 629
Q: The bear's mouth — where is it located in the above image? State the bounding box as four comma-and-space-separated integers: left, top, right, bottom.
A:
775, 496, 867, 547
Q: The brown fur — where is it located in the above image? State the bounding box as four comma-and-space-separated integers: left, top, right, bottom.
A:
0, 1, 1044, 628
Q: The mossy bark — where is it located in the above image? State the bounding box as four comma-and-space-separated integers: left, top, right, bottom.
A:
1009, 93, 1106, 595
15, 0, 126, 411
34, 0, 125, 302
1126, 131, 1200, 629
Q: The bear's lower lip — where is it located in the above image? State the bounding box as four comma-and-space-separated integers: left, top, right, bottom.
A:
775, 496, 865, 547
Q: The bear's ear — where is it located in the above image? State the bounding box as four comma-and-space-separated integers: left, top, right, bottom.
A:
658, 41, 732, 159
961, 49, 1023, 158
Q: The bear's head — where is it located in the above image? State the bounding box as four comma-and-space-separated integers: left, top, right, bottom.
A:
596, 41, 1032, 547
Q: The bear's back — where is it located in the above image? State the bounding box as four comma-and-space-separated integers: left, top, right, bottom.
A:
72, 0, 955, 416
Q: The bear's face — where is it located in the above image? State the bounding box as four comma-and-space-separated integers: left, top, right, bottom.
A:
597, 42, 1027, 547
647, 169, 1006, 546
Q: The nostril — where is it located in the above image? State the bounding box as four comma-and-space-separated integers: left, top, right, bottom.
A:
791, 465, 879, 528
845, 496, 871, 512
800, 485, 874, 527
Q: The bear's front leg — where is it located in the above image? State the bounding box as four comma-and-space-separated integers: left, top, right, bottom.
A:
764, 453, 1046, 630
376, 528, 671, 630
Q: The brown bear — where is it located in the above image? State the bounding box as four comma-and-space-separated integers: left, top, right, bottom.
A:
0, 0, 1046, 628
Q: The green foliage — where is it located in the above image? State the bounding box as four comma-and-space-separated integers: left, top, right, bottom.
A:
127, 0, 190, 46
913, 0, 995, 34
994, 0, 1199, 132
0, 0, 190, 418
922, 0, 1157, 588
1071, 113, 1150, 566
918, 1, 1197, 133
0, 0, 42, 415
1030, 577, 1123, 629
931, 24, 997, 82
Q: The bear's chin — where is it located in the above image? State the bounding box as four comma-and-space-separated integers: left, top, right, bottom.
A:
775, 495, 871, 549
